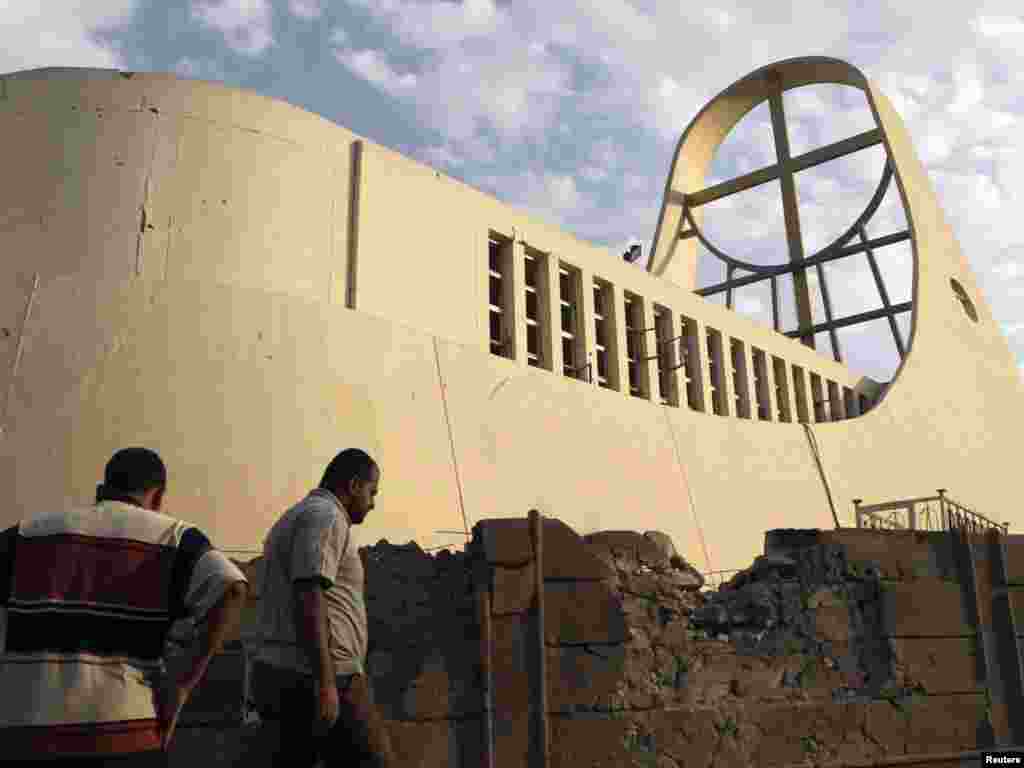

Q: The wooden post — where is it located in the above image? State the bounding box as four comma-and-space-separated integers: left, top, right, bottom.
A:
528, 509, 549, 768
474, 555, 494, 768
853, 499, 862, 529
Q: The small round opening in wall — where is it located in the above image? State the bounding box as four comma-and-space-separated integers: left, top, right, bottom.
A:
950, 278, 978, 323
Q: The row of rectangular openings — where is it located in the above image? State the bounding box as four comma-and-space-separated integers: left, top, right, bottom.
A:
490, 236, 874, 420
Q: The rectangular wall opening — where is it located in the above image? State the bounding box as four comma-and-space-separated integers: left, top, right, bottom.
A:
624, 292, 649, 398
488, 233, 515, 360
752, 347, 770, 421
560, 262, 585, 380
654, 305, 677, 406
771, 356, 791, 422
524, 248, 551, 370
827, 380, 842, 421
792, 364, 809, 423
707, 327, 726, 416
843, 386, 856, 417
593, 279, 615, 389
730, 338, 751, 419
810, 373, 825, 422
680, 316, 705, 412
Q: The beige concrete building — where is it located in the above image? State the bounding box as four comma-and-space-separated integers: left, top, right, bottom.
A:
1, 57, 1020, 579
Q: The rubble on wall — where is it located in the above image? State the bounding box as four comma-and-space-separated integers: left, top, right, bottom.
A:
158, 523, 986, 767
557, 528, 980, 768
577, 529, 890, 714
686, 538, 894, 701
358, 540, 482, 721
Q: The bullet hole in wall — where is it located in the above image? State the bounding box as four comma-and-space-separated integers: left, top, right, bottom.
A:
2, 328, 11, 338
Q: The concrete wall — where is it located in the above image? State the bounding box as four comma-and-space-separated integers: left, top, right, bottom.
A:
1, 59, 1022, 577
155, 517, 1024, 767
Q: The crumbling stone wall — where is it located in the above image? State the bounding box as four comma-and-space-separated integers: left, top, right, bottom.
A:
166, 540, 482, 767
157, 521, 1012, 767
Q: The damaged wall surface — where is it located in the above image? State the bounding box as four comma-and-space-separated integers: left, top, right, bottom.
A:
153, 516, 1023, 767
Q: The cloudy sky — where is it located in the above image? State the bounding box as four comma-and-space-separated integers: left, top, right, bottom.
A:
4, 0, 1024, 383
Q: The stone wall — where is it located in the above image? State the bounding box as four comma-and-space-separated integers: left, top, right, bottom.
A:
165, 539, 483, 767
151, 521, 1024, 766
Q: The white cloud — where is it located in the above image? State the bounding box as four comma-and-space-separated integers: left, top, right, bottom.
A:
472, 169, 596, 230
992, 262, 1024, 280
418, 144, 464, 170
173, 56, 226, 82
352, 0, 504, 50
648, 75, 701, 143
416, 134, 497, 169
335, 49, 418, 95
191, 0, 274, 56
973, 15, 1024, 45
546, 174, 580, 210
578, 136, 623, 184
287, 0, 323, 20
0, 0, 139, 73
735, 295, 765, 316
704, 8, 735, 30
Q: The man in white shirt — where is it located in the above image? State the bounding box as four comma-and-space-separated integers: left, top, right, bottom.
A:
251, 448, 394, 767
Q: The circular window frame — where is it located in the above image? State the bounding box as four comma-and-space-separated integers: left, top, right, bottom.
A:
950, 278, 978, 323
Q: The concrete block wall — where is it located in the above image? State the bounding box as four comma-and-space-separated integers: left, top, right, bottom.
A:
165, 541, 484, 767
135, 522, 1024, 765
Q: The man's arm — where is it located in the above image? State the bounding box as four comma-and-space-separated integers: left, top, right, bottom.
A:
292, 578, 334, 687
174, 579, 249, 689
157, 578, 248, 750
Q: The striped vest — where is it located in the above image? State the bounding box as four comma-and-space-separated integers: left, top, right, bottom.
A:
0, 499, 210, 758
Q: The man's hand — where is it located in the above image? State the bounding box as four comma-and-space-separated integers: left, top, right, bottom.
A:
156, 676, 195, 751
313, 678, 340, 742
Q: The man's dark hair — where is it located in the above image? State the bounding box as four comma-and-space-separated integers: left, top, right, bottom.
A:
99, 447, 167, 497
320, 448, 378, 494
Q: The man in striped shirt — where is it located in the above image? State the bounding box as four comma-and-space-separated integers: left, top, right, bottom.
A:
0, 447, 249, 765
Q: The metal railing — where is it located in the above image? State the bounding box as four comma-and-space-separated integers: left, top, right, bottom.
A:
853, 489, 1009, 535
